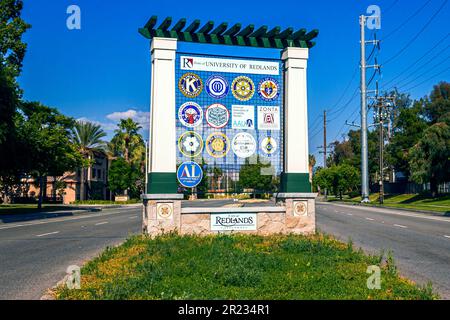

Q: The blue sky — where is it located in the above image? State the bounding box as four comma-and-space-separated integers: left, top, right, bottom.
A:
18, 0, 449, 167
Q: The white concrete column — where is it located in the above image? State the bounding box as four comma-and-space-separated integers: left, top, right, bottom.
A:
280, 47, 311, 192
147, 37, 179, 194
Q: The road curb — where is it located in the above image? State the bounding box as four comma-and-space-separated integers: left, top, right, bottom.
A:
318, 200, 448, 217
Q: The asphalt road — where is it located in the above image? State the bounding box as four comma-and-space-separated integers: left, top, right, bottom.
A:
0, 206, 142, 300
316, 202, 450, 299
1, 201, 449, 300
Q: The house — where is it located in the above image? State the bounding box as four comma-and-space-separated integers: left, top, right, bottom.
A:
23, 150, 111, 204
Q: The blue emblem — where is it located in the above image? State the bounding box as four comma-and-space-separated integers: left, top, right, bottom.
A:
258, 77, 279, 101
178, 102, 203, 127
177, 161, 203, 188
206, 75, 229, 99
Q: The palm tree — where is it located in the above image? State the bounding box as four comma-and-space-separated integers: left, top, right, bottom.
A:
72, 121, 106, 201
309, 154, 316, 183
113, 118, 142, 163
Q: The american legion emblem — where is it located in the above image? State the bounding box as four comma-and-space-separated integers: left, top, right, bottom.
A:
232, 76, 255, 101
179, 72, 203, 98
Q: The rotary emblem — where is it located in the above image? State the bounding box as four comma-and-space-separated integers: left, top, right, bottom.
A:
206, 132, 230, 158
179, 73, 203, 98
258, 78, 279, 101
232, 76, 255, 101
178, 131, 203, 157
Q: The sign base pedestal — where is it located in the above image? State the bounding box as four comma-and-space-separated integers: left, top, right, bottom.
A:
141, 194, 183, 236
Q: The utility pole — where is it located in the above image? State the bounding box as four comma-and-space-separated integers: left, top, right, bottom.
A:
323, 110, 327, 168
371, 95, 395, 204
318, 110, 331, 198
360, 15, 370, 203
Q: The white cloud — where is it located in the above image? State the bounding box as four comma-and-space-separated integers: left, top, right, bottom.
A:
106, 109, 150, 128
76, 109, 150, 140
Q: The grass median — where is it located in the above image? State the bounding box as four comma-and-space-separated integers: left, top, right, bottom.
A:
54, 233, 436, 300
328, 194, 450, 214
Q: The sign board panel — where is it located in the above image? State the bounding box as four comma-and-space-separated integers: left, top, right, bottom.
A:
180, 56, 280, 75
175, 53, 284, 193
211, 213, 257, 231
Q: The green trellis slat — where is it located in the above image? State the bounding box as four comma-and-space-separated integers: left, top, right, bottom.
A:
139, 16, 318, 49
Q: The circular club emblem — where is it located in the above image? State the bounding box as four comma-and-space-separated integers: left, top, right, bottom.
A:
205, 104, 229, 129
232, 132, 256, 158
179, 73, 203, 98
258, 78, 280, 101
232, 76, 255, 101
177, 161, 203, 188
206, 132, 230, 158
261, 137, 278, 155
178, 102, 203, 127
178, 131, 203, 157
206, 75, 229, 99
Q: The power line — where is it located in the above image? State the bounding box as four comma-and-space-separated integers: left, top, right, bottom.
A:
383, 0, 448, 66
396, 54, 450, 89
383, 0, 433, 41
402, 65, 450, 91
384, 0, 400, 14
381, 34, 450, 90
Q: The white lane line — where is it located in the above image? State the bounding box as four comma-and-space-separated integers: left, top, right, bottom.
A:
129, 216, 138, 219
95, 221, 109, 226
393, 224, 408, 229
327, 203, 450, 223
366, 218, 375, 221
0, 208, 138, 231
444, 235, 450, 239
36, 231, 60, 237
347, 213, 353, 216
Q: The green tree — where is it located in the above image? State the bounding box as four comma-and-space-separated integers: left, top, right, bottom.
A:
0, 0, 30, 79
18, 102, 84, 208
386, 99, 427, 180
108, 158, 139, 197
422, 82, 450, 124
409, 122, 450, 197
239, 157, 275, 198
313, 164, 359, 199
110, 118, 145, 196
112, 118, 143, 163
71, 121, 106, 201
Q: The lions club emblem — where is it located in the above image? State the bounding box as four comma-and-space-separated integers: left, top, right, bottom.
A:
206, 132, 230, 158
258, 78, 279, 101
178, 102, 203, 127
232, 76, 255, 101
179, 73, 203, 98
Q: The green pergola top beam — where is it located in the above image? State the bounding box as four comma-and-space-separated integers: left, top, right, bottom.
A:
139, 16, 318, 49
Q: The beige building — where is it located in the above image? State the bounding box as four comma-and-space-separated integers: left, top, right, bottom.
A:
24, 151, 110, 204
